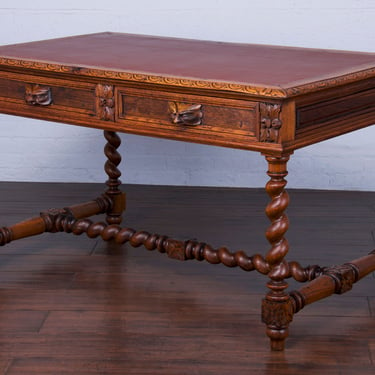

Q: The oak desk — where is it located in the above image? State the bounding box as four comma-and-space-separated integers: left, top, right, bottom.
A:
0, 32, 374, 351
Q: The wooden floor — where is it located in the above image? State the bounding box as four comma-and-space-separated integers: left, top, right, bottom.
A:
0, 182, 374, 374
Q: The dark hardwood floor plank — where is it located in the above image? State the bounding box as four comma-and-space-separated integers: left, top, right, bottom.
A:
0, 332, 372, 373
0, 182, 374, 374
0, 310, 47, 333
0, 272, 74, 290
5, 359, 375, 375
0, 235, 97, 256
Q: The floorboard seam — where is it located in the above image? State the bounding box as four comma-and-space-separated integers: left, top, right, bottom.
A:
37, 310, 51, 333
3, 359, 13, 375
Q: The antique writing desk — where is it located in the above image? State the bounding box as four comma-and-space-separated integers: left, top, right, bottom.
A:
0, 32, 374, 351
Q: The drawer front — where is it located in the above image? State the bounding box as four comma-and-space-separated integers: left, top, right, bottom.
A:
296, 88, 375, 130
291, 86, 375, 150
0, 72, 96, 121
116, 87, 259, 145
0, 73, 283, 151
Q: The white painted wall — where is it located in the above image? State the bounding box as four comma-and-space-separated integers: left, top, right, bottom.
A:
0, 1, 374, 190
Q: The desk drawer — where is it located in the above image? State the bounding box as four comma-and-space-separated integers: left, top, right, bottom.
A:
0, 73, 268, 150
0, 73, 95, 119
116, 87, 259, 143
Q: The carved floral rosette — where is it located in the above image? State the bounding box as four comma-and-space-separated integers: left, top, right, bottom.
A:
95, 84, 115, 121
260, 103, 282, 143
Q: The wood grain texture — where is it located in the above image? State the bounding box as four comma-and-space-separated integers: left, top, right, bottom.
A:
0, 33, 374, 98
1, 33, 375, 157
0, 182, 374, 373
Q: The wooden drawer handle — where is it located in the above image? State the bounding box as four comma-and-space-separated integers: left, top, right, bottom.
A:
169, 102, 203, 126
25, 84, 52, 106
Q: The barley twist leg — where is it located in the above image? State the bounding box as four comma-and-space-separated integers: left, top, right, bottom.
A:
103, 130, 126, 225
261, 155, 293, 351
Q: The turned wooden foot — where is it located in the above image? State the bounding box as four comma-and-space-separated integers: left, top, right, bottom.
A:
262, 154, 293, 351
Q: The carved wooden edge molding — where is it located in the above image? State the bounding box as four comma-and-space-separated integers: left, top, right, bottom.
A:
284, 67, 375, 97
25, 84, 52, 106
2, 58, 374, 98
95, 84, 115, 121
260, 103, 282, 143
168, 102, 203, 125
0, 57, 285, 98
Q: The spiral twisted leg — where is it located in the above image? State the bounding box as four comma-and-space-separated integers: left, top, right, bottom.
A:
104, 130, 126, 225
261, 155, 293, 351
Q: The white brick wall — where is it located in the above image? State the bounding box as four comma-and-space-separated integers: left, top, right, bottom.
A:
0, 1, 375, 190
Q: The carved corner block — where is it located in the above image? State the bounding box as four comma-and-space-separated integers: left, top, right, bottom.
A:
322, 263, 359, 294
168, 102, 203, 126
259, 103, 282, 143
261, 297, 294, 327
165, 239, 187, 260
40, 207, 75, 233
25, 84, 52, 106
96, 84, 115, 121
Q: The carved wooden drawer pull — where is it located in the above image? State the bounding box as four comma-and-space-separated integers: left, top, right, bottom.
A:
169, 102, 203, 126
25, 84, 52, 106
